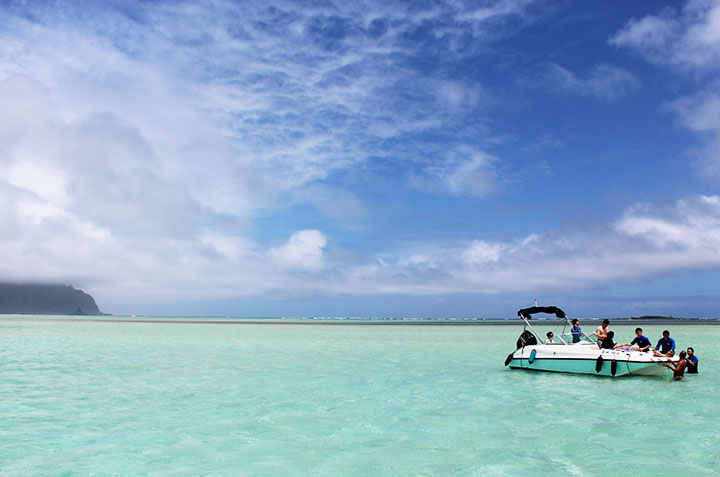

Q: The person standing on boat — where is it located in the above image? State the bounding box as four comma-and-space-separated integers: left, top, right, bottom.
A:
570, 319, 582, 343
686, 347, 698, 374
594, 319, 610, 345
617, 327, 652, 352
666, 350, 687, 380
654, 330, 675, 357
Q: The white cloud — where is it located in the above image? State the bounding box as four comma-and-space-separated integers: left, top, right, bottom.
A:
435, 80, 486, 110
268, 230, 328, 272
199, 230, 254, 263
6, 159, 68, 206
327, 195, 720, 296
617, 195, 720, 249
663, 84, 720, 178
444, 153, 499, 197
14, 1, 720, 312
542, 63, 640, 100
609, 0, 720, 72
411, 150, 499, 198
610, 1, 720, 180
0, 0, 546, 310
461, 0, 534, 22
461, 240, 503, 265
668, 89, 720, 132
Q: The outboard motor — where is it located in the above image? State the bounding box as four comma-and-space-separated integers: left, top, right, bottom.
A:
516, 330, 537, 349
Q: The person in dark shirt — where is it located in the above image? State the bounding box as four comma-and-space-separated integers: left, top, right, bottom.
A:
666, 350, 687, 380
686, 347, 698, 374
617, 327, 652, 352
570, 319, 582, 343
654, 330, 676, 357
594, 319, 610, 345
600, 330, 616, 349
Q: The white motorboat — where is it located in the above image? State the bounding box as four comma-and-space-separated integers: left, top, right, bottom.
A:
504, 306, 678, 377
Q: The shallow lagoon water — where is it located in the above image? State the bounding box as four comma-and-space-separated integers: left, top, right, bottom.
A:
1, 318, 718, 475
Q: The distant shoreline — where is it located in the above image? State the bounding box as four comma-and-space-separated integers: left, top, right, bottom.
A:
2, 316, 720, 326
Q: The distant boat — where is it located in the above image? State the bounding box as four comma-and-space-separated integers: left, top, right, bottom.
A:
505, 306, 678, 377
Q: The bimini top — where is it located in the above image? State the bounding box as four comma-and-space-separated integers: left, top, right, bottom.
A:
517, 306, 566, 320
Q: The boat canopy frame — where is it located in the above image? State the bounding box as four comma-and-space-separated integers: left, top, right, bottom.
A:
517, 306, 595, 345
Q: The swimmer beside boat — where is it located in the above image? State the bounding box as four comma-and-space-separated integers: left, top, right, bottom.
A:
666, 350, 687, 380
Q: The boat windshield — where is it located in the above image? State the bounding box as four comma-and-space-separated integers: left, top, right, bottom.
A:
540, 330, 595, 345
559, 331, 596, 344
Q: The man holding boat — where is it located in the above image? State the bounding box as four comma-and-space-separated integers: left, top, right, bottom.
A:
686, 347, 698, 373
665, 350, 687, 380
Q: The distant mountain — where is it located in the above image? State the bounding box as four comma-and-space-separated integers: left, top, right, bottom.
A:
0, 283, 104, 315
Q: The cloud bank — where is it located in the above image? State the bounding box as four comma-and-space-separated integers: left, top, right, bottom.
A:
1, 0, 720, 314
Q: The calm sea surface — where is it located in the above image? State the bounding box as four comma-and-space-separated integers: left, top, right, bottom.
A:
1, 317, 718, 475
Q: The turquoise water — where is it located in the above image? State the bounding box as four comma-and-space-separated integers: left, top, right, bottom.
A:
1, 319, 718, 475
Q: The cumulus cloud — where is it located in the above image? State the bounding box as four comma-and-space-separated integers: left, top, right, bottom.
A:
609, 0, 720, 72
268, 230, 328, 272
617, 195, 720, 249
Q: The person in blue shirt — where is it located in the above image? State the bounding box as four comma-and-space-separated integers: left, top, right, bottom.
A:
618, 327, 652, 352
653, 330, 676, 357
570, 319, 582, 343
686, 347, 698, 374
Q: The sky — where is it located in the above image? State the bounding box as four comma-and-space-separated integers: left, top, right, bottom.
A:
1, 0, 720, 318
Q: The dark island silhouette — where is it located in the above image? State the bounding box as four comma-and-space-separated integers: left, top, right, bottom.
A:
0, 283, 104, 315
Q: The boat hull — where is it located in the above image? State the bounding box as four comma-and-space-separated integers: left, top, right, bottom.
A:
508, 344, 678, 377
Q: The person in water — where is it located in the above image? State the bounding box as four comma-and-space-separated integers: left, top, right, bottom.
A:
599, 330, 616, 349
686, 347, 698, 374
545, 331, 554, 344
654, 330, 676, 357
666, 350, 687, 380
570, 319, 582, 343
594, 319, 610, 344
617, 327, 652, 352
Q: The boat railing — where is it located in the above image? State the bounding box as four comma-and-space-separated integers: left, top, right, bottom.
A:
522, 316, 596, 346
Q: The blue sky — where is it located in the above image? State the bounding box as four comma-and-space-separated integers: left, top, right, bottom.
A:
2, 0, 720, 317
